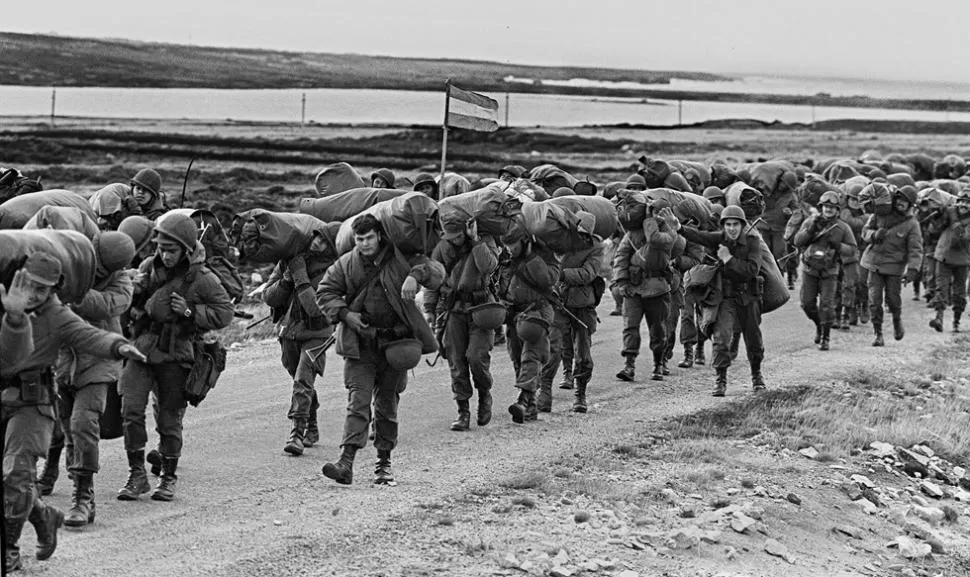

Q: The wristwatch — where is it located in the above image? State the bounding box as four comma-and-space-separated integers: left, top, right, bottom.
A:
183, 307, 193, 319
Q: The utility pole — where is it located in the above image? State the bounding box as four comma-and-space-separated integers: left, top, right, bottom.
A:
50, 87, 56, 127
505, 92, 510, 128
301, 92, 306, 126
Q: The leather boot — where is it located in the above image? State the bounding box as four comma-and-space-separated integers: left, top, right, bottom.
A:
28, 501, 64, 561
151, 457, 178, 502
838, 308, 851, 330
65, 473, 95, 527
954, 310, 963, 333
847, 305, 859, 326
284, 419, 307, 456
572, 382, 588, 413
117, 450, 151, 500
304, 412, 320, 447
476, 390, 492, 426
892, 313, 905, 341
322, 445, 356, 485
558, 369, 574, 390
661, 361, 671, 376
450, 400, 471, 431
751, 359, 766, 391
651, 364, 664, 381
374, 450, 394, 485
859, 304, 870, 324
712, 368, 727, 397
819, 325, 830, 351
524, 390, 538, 422
615, 355, 636, 382
677, 344, 694, 368
695, 342, 706, 365
929, 309, 944, 332
4, 517, 24, 572
813, 322, 822, 345
509, 390, 528, 424
536, 381, 553, 413
146, 448, 162, 476
37, 444, 61, 496
872, 324, 885, 347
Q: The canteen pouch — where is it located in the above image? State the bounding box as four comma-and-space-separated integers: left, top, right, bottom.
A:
182, 337, 227, 407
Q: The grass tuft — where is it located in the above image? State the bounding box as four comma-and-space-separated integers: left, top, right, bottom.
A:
499, 471, 547, 491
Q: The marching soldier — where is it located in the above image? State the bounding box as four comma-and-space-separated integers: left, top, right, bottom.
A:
2, 253, 145, 572
1, 271, 34, 361
613, 203, 677, 382
539, 212, 603, 413
860, 184, 923, 346
497, 225, 561, 423
433, 218, 500, 431
792, 191, 857, 350
674, 206, 766, 396
316, 214, 444, 485
839, 186, 869, 326
118, 213, 233, 502
130, 168, 168, 221
929, 190, 970, 332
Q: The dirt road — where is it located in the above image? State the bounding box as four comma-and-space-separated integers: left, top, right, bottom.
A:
23, 289, 950, 576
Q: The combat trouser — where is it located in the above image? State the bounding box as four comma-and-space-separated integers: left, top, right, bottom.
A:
445, 311, 494, 401
868, 271, 902, 327
933, 262, 968, 313
922, 254, 939, 299
3, 403, 55, 530
680, 289, 702, 347
120, 361, 189, 459
664, 286, 683, 360
506, 304, 554, 393
839, 263, 860, 312
711, 297, 764, 370
541, 308, 596, 392
341, 338, 407, 452
621, 293, 669, 366
59, 382, 109, 474
279, 337, 326, 421
800, 272, 839, 327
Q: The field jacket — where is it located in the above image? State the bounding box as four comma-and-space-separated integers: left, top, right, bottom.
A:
934, 207, 970, 266
860, 213, 923, 276
613, 217, 677, 298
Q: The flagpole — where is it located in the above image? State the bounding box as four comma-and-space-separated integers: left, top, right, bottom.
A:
440, 79, 451, 184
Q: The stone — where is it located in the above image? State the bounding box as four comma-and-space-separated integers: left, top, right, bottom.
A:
857, 499, 878, 515
891, 535, 931, 559
851, 474, 876, 488
910, 505, 945, 525
764, 539, 795, 564
911, 495, 930, 507
912, 444, 934, 458
930, 464, 953, 485
574, 511, 590, 523
549, 567, 574, 577
898, 448, 930, 468
731, 513, 757, 534
578, 561, 600, 572
552, 549, 570, 566
842, 483, 863, 501
616, 571, 639, 577
724, 546, 739, 560
666, 527, 701, 550
954, 466, 966, 480
921, 481, 944, 499
869, 441, 895, 458
786, 493, 802, 505
726, 488, 740, 496
744, 506, 765, 520
903, 462, 930, 479
660, 488, 679, 503
799, 447, 820, 460
955, 489, 970, 502
499, 552, 520, 569
700, 530, 722, 544
833, 525, 860, 538
861, 488, 882, 508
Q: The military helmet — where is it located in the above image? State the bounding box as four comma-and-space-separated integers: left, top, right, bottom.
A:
702, 186, 725, 201
818, 191, 841, 208
383, 338, 422, 370
719, 204, 747, 226
130, 168, 161, 197
118, 215, 155, 255
895, 184, 918, 205
96, 231, 137, 273
153, 212, 199, 253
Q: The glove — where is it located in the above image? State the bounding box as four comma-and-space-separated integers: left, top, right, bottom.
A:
904, 269, 919, 283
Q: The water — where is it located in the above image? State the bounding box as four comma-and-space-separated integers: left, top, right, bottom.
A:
3, 78, 970, 127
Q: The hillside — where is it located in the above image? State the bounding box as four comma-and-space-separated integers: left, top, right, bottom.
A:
0, 31, 727, 90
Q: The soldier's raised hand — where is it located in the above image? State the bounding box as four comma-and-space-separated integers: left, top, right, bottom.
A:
658, 207, 681, 231
0, 270, 31, 317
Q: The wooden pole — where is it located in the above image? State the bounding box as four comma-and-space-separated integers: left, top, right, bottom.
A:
301, 92, 306, 126
505, 92, 510, 128
50, 87, 56, 127
439, 80, 451, 183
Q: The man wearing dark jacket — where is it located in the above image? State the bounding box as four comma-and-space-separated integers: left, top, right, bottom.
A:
929, 190, 970, 332
676, 206, 766, 396
262, 222, 341, 455
316, 214, 444, 485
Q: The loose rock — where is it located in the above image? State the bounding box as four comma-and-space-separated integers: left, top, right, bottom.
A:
851, 474, 876, 489
920, 481, 944, 499
731, 513, 757, 534
786, 493, 802, 505
869, 441, 895, 459
764, 539, 795, 564
798, 447, 820, 460
890, 535, 932, 559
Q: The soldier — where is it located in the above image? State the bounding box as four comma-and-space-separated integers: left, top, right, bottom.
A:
51, 232, 137, 528
792, 191, 858, 350
498, 165, 527, 183
497, 225, 561, 423
839, 186, 869, 326
624, 174, 647, 192
675, 206, 766, 396
117, 213, 233, 502
539, 212, 603, 413
929, 190, 970, 332
119, 215, 157, 264
433, 218, 500, 431
370, 168, 396, 189
860, 184, 923, 346
316, 214, 444, 485
2, 253, 145, 572
412, 173, 439, 200
675, 225, 707, 368
916, 190, 947, 304
130, 168, 168, 221
613, 202, 678, 382
262, 223, 340, 456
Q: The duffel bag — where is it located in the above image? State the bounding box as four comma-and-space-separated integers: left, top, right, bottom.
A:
0, 229, 97, 304
547, 195, 618, 238
232, 209, 331, 264
0, 189, 96, 229
24, 206, 101, 241
439, 183, 523, 238
299, 187, 409, 222
335, 191, 440, 256
314, 162, 366, 197
518, 201, 585, 254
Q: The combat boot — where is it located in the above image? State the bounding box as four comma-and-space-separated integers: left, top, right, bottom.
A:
558, 369, 574, 390
117, 450, 151, 500
28, 501, 64, 561
476, 390, 492, 426
524, 390, 539, 422
813, 322, 822, 345
284, 419, 307, 456
651, 364, 664, 381
146, 448, 162, 476
929, 309, 944, 333
712, 368, 727, 397
892, 313, 905, 341
151, 457, 178, 502
661, 361, 671, 376
5, 517, 24, 572
450, 400, 471, 431
37, 445, 61, 496
695, 342, 706, 365
374, 450, 394, 485
508, 390, 528, 424
847, 305, 859, 326
838, 308, 851, 330
751, 359, 766, 391
304, 412, 320, 447
322, 445, 356, 485
819, 325, 831, 351
859, 304, 870, 324
954, 310, 963, 333
872, 324, 885, 347
615, 356, 636, 382
64, 473, 95, 527
677, 344, 694, 368
572, 382, 588, 413
536, 382, 553, 413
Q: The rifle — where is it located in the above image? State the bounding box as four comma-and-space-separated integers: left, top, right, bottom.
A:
304, 333, 335, 364
246, 314, 272, 330
425, 290, 456, 367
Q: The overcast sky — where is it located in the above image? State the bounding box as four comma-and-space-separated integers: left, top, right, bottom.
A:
7, 0, 970, 84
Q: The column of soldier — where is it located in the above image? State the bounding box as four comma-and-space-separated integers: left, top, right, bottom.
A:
2, 152, 969, 572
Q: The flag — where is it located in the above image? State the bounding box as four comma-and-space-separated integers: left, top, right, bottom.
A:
447, 84, 500, 132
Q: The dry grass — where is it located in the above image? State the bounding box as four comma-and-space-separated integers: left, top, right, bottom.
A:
498, 471, 548, 491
